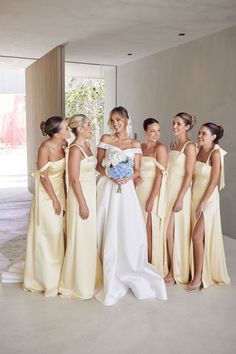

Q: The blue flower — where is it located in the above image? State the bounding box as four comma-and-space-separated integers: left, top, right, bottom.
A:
107, 157, 133, 193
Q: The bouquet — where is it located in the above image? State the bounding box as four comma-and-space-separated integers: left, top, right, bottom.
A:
102, 151, 133, 193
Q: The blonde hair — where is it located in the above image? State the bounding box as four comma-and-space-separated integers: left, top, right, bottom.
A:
176, 112, 197, 130
69, 114, 88, 136
108, 106, 129, 130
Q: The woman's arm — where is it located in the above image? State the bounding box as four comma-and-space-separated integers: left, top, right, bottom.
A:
96, 147, 106, 176
195, 150, 221, 219
37, 144, 61, 215
131, 140, 142, 180
63, 142, 68, 196
68, 146, 89, 220
173, 142, 196, 212
133, 153, 141, 180
145, 144, 168, 213
96, 134, 111, 176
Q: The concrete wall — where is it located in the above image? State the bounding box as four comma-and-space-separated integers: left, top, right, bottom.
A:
117, 26, 236, 239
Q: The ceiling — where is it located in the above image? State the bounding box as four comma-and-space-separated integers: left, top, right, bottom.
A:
1, 0, 236, 70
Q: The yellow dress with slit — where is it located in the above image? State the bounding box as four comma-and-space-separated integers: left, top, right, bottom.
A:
59, 144, 102, 299
165, 141, 195, 284
23, 158, 66, 296
190, 145, 230, 288
136, 156, 168, 277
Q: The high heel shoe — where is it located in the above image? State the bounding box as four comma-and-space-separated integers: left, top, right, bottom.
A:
185, 282, 203, 293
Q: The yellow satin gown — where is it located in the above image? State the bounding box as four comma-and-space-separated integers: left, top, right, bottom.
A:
59, 144, 101, 299
23, 158, 66, 296
136, 156, 168, 277
190, 145, 230, 288
165, 141, 195, 284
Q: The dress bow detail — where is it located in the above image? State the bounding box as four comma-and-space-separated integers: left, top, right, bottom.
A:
214, 144, 227, 190
153, 159, 168, 220
31, 162, 51, 225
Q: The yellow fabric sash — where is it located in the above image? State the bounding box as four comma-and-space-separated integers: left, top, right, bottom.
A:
212, 144, 227, 190
153, 159, 167, 220
31, 162, 51, 226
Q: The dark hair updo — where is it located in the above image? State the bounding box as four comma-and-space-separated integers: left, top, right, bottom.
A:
176, 112, 196, 130
40, 116, 64, 137
202, 122, 224, 144
143, 118, 159, 131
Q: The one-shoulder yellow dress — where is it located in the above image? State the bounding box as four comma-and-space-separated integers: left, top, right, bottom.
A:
165, 141, 195, 284
190, 145, 230, 288
23, 158, 66, 296
136, 156, 168, 277
59, 144, 101, 299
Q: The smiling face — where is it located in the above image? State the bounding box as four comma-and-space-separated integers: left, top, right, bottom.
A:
198, 126, 216, 147
79, 117, 93, 139
172, 116, 190, 137
58, 119, 71, 140
144, 122, 160, 143
110, 112, 127, 133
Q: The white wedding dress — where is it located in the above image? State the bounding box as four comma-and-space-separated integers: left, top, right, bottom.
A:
95, 142, 167, 306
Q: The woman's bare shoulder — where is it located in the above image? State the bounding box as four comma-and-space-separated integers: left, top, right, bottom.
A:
156, 142, 168, 153
100, 134, 113, 143
185, 141, 197, 153
211, 148, 220, 160
131, 139, 141, 148
38, 140, 50, 154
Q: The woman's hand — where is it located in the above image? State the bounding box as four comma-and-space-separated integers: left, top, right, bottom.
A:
196, 203, 204, 220
173, 197, 183, 212
117, 177, 131, 185
109, 177, 120, 185
145, 197, 154, 213
110, 177, 130, 185
134, 176, 143, 187
79, 202, 89, 220
52, 198, 61, 215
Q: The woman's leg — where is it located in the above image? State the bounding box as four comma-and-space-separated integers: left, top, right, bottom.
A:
164, 212, 175, 284
187, 214, 205, 290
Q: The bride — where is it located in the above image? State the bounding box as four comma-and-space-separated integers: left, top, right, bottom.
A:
95, 106, 167, 306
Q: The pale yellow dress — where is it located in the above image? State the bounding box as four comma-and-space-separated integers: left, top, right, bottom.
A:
136, 156, 168, 277
23, 158, 66, 296
190, 144, 230, 288
59, 144, 100, 299
165, 141, 195, 284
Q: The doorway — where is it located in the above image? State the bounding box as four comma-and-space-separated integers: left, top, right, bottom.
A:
65, 62, 116, 150
0, 71, 27, 189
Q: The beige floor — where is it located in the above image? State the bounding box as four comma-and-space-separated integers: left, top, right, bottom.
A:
0, 188, 235, 354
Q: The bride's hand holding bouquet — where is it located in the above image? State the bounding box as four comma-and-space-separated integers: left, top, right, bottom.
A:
102, 150, 133, 193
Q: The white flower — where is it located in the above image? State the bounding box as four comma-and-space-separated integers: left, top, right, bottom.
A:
102, 150, 126, 167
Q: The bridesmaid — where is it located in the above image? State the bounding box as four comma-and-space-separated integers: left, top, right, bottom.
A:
59, 114, 101, 299
135, 118, 168, 276
164, 112, 197, 285
186, 123, 230, 292
24, 116, 70, 296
